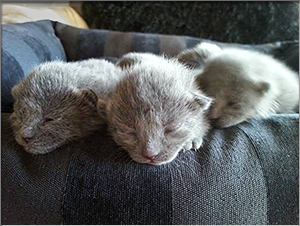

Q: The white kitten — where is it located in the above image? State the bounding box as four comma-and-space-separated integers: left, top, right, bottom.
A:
178, 43, 299, 128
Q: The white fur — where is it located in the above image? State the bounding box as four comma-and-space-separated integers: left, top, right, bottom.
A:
179, 43, 299, 128
204, 46, 299, 115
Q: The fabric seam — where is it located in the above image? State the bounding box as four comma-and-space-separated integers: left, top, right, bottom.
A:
60, 149, 75, 225
236, 125, 270, 225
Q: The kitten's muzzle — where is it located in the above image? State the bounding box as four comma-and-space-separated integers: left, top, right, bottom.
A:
142, 152, 160, 160
210, 118, 223, 129
21, 126, 35, 143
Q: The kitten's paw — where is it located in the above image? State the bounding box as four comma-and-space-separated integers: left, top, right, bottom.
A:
182, 137, 203, 152
182, 141, 193, 152
191, 137, 203, 150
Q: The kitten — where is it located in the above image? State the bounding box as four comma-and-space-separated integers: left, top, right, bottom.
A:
99, 52, 213, 165
10, 59, 122, 154
178, 43, 299, 128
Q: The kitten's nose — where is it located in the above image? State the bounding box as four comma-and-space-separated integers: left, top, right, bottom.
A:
210, 113, 220, 125
143, 140, 161, 160
22, 135, 32, 143
210, 111, 221, 120
142, 152, 159, 160
210, 105, 222, 120
21, 127, 34, 143
210, 115, 219, 120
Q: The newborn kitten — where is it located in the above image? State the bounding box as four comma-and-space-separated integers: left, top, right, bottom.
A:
10, 59, 122, 154
99, 52, 213, 165
178, 43, 299, 128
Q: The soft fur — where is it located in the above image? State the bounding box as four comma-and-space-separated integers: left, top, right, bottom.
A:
178, 43, 299, 128
101, 52, 213, 165
10, 59, 122, 154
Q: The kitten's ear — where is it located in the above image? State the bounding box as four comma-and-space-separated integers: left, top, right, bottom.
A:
177, 42, 222, 68
255, 82, 270, 95
116, 56, 136, 69
11, 85, 19, 98
9, 112, 17, 122
177, 49, 204, 68
97, 98, 107, 119
75, 89, 98, 107
189, 92, 214, 111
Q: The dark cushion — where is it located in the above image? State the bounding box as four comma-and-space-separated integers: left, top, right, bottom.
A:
54, 22, 299, 73
2, 113, 298, 225
1, 20, 66, 113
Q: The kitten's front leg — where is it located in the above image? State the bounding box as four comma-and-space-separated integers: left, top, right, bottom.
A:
191, 137, 203, 150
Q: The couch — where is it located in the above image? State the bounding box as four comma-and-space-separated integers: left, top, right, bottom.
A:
1, 20, 299, 225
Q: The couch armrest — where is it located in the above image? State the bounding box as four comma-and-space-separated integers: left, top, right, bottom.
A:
2, 113, 298, 225
1, 20, 67, 113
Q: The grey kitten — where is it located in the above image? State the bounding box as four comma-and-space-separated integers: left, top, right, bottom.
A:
178, 43, 299, 128
10, 59, 122, 154
99, 52, 213, 165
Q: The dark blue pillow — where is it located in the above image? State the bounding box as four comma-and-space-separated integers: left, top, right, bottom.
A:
54, 22, 299, 73
1, 20, 66, 112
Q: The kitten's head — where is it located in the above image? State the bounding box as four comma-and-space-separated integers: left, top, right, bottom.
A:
197, 60, 270, 128
100, 57, 212, 165
10, 68, 102, 154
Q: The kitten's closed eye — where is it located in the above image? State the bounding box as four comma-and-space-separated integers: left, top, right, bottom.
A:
44, 117, 54, 122
227, 101, 242, 111
118, 127, 136, 137
128, 131, 136, 137
164, 128, 174, 135
227, 101, 238, 107
164, 121, 184, 135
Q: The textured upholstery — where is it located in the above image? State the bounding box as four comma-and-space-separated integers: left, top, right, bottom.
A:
1, 20, 299, 225
54, 21, 299, 68
2, 113, 298, 224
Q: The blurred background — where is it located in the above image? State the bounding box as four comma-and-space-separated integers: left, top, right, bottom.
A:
1, 1, 299, 44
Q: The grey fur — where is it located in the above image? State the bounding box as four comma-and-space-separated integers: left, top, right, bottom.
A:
10, 59, 122, 154
178, 43, 299, 128
102, 53, 213, 165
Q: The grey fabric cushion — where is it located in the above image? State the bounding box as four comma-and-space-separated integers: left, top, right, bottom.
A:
1, 113, 73, 225
2, 113, 298, 225
54, 22, 299, 73
1, 20, 66, 113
